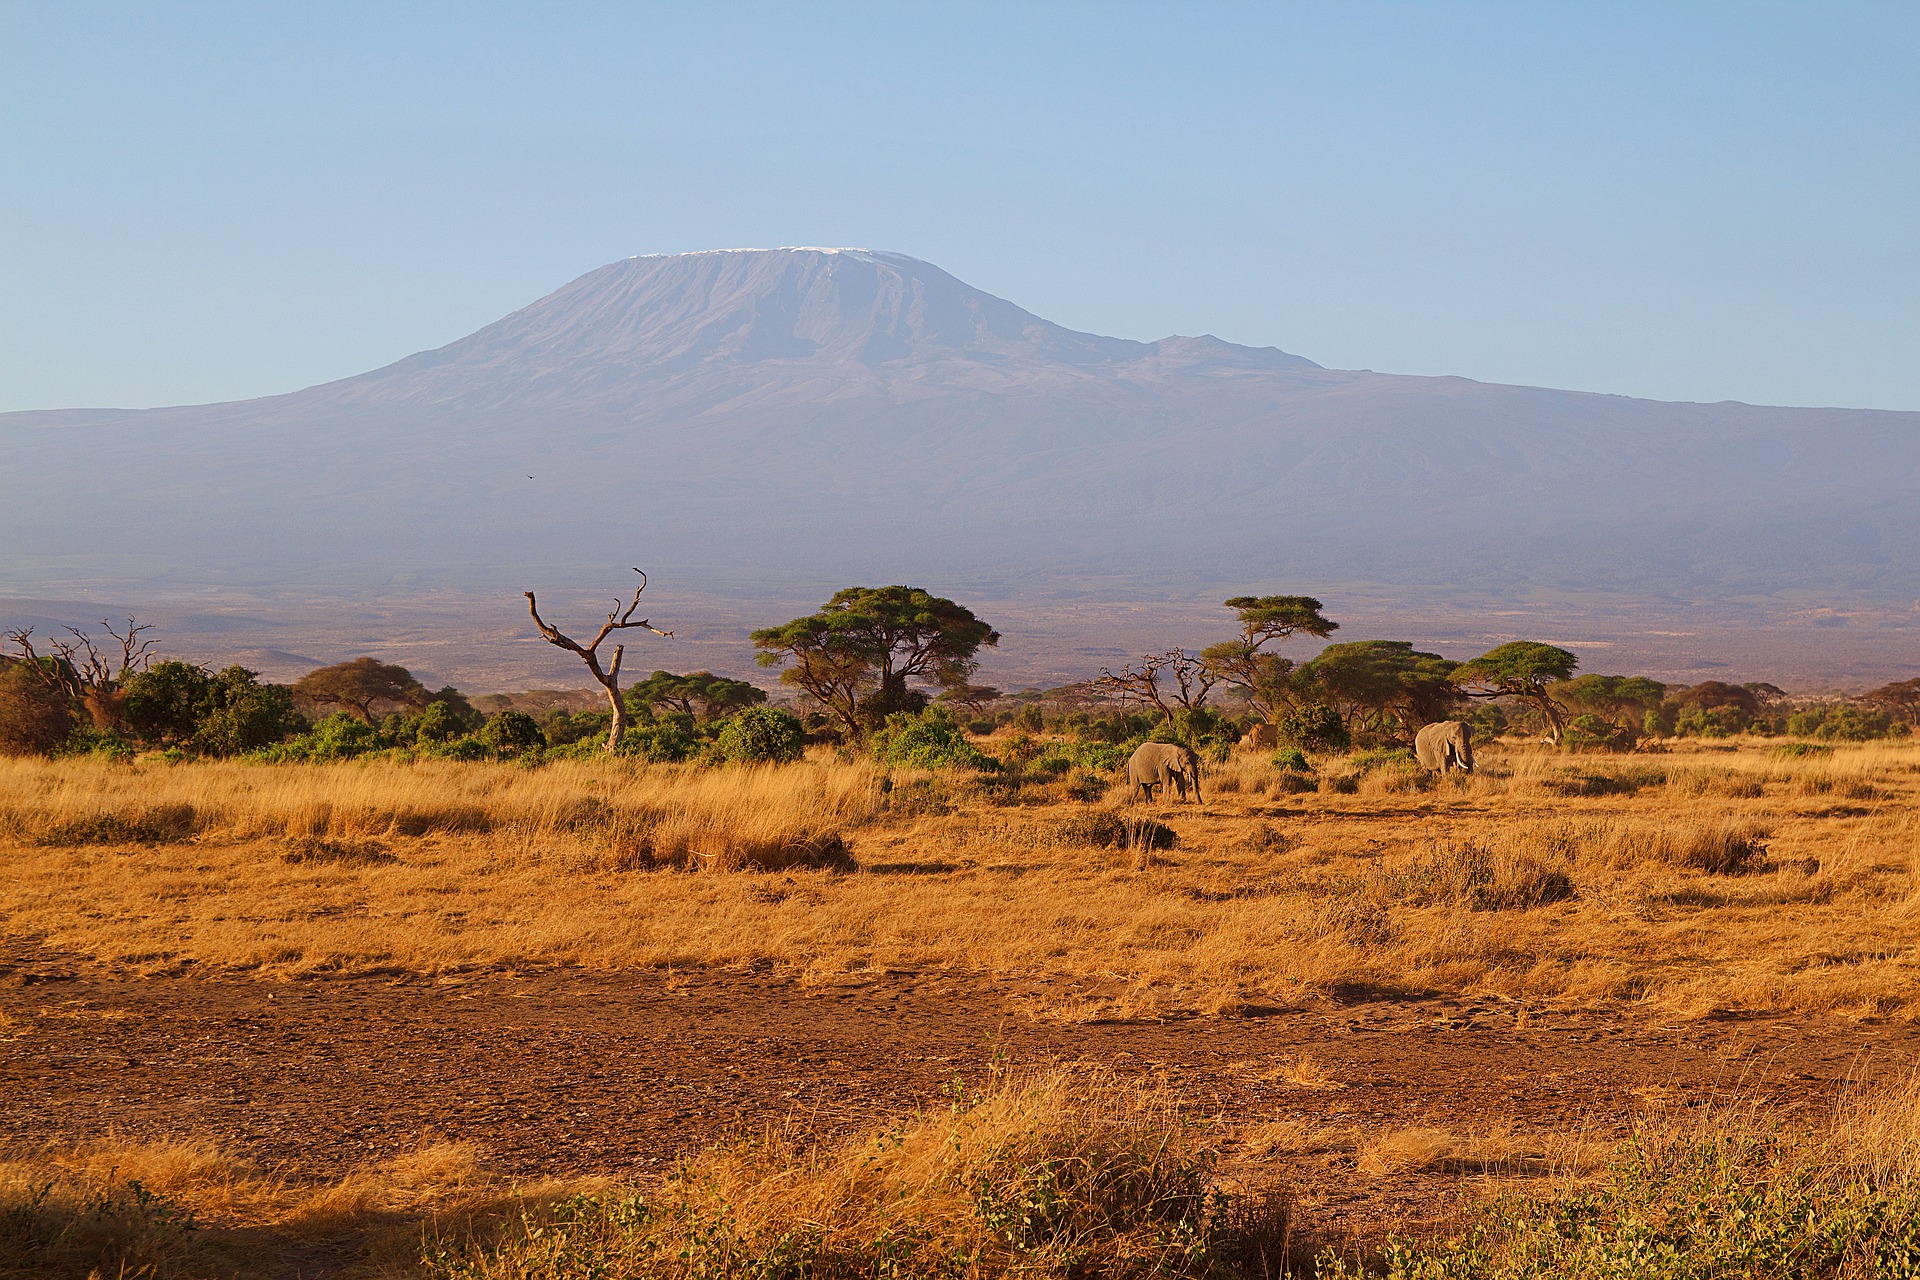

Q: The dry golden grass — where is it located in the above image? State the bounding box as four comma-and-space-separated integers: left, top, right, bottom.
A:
1, 737, 1916, 1016
12, 1071, 1918, 1279
0, 1132, 582, 1279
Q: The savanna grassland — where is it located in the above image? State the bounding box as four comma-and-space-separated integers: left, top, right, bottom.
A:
5, 736, 1920, 1278
3, 738, 1916, 1014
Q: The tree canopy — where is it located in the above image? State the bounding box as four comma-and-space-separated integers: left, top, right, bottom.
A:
1552, 674, 1666, 733
1454, 642, 1579, 740
291, 658, 431, 723
1200, 595, 1338, 722
751, 587, 998, 736
1859, 677, 1920, 729
627, 670, 767, 723
1298, 640, 1459, 742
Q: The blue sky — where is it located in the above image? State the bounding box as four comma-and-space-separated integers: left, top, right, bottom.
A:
4, 2, 1916, 411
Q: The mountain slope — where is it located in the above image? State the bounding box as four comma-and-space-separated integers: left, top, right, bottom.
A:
3, 248, 1917, 613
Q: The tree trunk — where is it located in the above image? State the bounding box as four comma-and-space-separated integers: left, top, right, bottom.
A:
596, 643, 628, 752
1536, 693, 1567, 743
601, 674, 628, 752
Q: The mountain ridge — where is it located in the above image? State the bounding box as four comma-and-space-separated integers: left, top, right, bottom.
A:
4, 248, 1917, 635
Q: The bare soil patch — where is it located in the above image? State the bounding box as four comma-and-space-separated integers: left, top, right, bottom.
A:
7, 937, 1916, 1245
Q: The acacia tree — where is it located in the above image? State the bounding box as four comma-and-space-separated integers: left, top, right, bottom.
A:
1200, 595, 1338, 723
627, 670, 766, 723
1297, 640, 1459, 743
1860, 677, 1920, 730
1552, 674, 1666, 737
525, 569, 673, 752
292, 657, 430, 723
1453, 642, 1579, 742
751, 586, 998, 738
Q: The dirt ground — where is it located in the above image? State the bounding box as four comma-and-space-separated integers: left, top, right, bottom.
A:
9, 935, 1919, 1244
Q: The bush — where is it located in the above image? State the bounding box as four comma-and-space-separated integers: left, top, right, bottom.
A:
1349, 746, 1416, 772
478, 710, 547, 755
1276, 703, 1349, 753
1675, 704, 1752, 737
711, 707, 805, 764
193, 667, 302, 755
420, 1073, 1287, 1280
119, 660, 211, 746
612, 720, 698, 762
1270, 747, 1311, 773
1787, 704, 1903, 741
0, 664, 76, 756
870, 707, 999, 771
258, 711, 381, 762
1328, 1125, 1920, 1280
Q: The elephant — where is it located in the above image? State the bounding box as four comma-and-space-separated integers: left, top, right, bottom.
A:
1127, 741, 1202, 803
1414, 720, 1474, 773
1240, 723, 1279, 751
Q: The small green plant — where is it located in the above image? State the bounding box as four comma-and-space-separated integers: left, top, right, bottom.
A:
1270, 747, 1311, 773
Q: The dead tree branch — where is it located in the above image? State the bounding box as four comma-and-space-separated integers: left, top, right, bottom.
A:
524, 569, 672, 752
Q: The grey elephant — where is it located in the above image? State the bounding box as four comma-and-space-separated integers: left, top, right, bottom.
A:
1414, 720, 1474, 773
1127, 741, 1202, 803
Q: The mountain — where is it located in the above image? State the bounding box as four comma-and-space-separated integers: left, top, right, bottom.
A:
4, 248, 1919, 675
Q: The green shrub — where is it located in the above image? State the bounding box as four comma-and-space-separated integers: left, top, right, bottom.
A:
1328, 1127, 1920, 1280
193, 667, 302, 755
1270, 747, 1311, 773
255, 711, 380, 762
870, 707, 999, 771
613, 720, 698, 762
1787, 704, 1903, 741
1676, 704, 1752, 738
1276, 703, 1349, 753
428, 736, 493, 762
711, 707, 805, 764
478, 710, 546, 755
119, 660, 212, 746
1349, 746, 1416, 772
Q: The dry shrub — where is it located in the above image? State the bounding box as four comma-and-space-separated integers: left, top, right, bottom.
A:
1356, 1124, 1542, 1177
1239, 821, 1293, 854
1376, 841, 1577, 911
1669, 767, 1766, 799
1587, 820, 1772, 875
1312, 896, 1396, 947
1269, 771, 1317, 796
1052, 810, 1177, 855
1331, 1080, 1920, 1278
281, 835, 395, 867
1053, 809, 1129, 848
1266, 1053, 1344, 1089
1541, 767, 1664, 798
887, 776, 955, 818
34, 803, 199, 847
423, 1071, 1297, 1280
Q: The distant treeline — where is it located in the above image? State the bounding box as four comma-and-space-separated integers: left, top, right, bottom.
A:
2, 592, 1915, 765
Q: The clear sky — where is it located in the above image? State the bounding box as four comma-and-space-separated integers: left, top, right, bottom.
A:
4, 1, 1916, 412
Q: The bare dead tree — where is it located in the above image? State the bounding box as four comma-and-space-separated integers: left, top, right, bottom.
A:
1093, 649, 1216, 722
5, 617, 157, 698
524, 569, 672, 752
